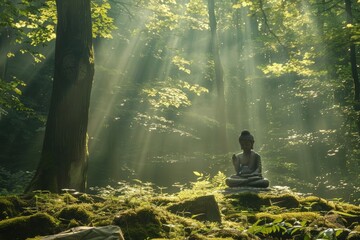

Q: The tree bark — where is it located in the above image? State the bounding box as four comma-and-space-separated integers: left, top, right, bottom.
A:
0, 28, 10, 81
345, 0, 360, 111
207, 0, 227, 152
26, 0, 94, 193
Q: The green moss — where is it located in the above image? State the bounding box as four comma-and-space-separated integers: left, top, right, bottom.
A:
0, 181, 359, 240
226, 192, 271, 210
300, 196, 336, 211
57, 205, 92, 224
335, 202, 360, 215
113, 206, 165, 239
264, 193, 300, 208
67, 218, 80, 228
0, 212, 57, 240
62, 193, 78, 204
77, 193, 95, 203
0, 196, 27, 220
0, 199, 16, 220
167, 195, 222, 223
255, 211, 321, 222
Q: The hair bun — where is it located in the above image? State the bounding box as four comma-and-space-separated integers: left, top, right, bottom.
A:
241, 130, 251, 136
239, 130, 254, 142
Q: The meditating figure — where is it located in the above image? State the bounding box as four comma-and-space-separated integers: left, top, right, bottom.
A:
226, 130, 269, 188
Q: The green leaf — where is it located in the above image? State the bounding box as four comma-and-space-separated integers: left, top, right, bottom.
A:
335, 229, 344, 237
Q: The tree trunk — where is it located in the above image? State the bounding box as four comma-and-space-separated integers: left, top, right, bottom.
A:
26, 0, 94, 193
345, 0, 360, 110
0, 28, 10, 81
207, 0, 227, 152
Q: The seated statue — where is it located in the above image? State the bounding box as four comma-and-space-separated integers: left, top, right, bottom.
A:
225, 130, 269, 188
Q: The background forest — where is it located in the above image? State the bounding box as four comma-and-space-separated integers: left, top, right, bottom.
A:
0, 0, 359, 203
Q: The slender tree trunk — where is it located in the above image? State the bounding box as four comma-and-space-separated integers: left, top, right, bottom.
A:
230, 1, 249, 129
26, 0, 94, 193
207, 0, 227, 152
0, 28, 10, 81
345, 0, 360, 110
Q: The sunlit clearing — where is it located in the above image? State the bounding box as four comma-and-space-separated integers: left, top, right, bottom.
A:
84, 0, 355, 201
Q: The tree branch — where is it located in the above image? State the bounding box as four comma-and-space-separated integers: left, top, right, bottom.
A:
258, 0, 289, 54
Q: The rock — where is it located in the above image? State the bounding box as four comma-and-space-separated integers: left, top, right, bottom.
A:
222, 186, 270, 195
269, 194, 300, 208
57, 205, 93, 224
113, 207, 164, 239
0, 212, 57, 240
310, 201, 334, 212
167, 195, 221, 223
39, 225, 124, 240
0, 198, 17, 220
0, 196, 26, 220
226, 192, 271, 210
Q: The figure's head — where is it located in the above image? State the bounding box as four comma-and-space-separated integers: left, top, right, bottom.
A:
238, 130, 254, 151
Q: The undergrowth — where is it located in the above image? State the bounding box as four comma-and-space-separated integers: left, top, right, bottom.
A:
0, 171, 359, 240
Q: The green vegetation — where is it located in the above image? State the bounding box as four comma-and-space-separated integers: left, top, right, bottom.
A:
0, 174, 359, 239
0, 0, 360, 219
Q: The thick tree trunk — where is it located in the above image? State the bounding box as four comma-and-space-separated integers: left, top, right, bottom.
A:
26, 0, 94, 193
208, 0, 227, 152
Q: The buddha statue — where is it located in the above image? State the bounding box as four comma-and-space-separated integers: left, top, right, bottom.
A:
225, 130, 269, 188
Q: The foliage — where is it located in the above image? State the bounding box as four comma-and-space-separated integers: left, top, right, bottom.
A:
0, 0, 116, 117
142, 78, 208, 109
0, 168, 33, 195
10, 0, 115, 46
0, 78, 32, 117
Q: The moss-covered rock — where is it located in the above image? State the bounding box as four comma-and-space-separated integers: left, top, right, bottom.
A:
113, 206, 165, 239
0, 212, 57, 240
300, 196, 335, 211
0, 198, 17, 220
226, 192, 271, 210
57, 205, 92, 224
255, 211, 321, 222
0, 196, 26, 220
265, 193, 300, 208
167, 195, 222, 223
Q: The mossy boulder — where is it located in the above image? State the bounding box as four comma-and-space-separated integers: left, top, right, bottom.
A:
167, 195, 222, 223
300, 196, 335, 211
57, 205, 92, 224
226, 192, 271, 210
113, 206, 164, 239
0, 196, 26, 220
266, 194, 300, 208
0, 199, 17, 220
0, 212, 57, 240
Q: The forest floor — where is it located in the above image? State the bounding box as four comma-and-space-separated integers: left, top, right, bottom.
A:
0, 172, 359, 240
